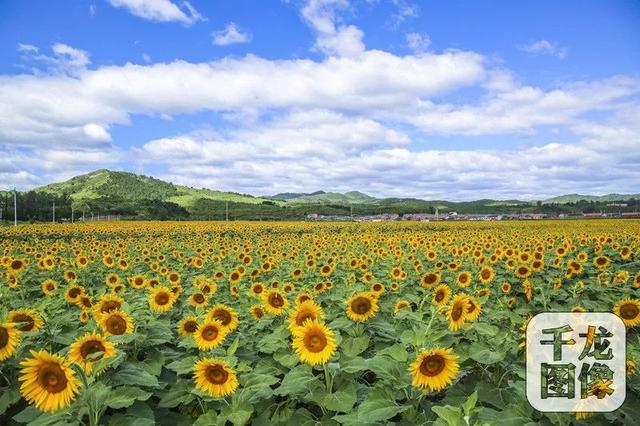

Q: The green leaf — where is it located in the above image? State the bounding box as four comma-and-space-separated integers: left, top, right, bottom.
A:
158, 380, 196, 408
166, 356, 197, 375
194, 411, 218, 426
474, 322, 500, 337
257, 325, 289, 354
322, 382, 357, 413
431, 405, 464, 426
222, 400, 253, 426
341, 356, 367, 373
274, 364, 318, 397
106, 386, 153, 409
140, 349, 164, 376
12, 405, 41, 423
273, 349, 299, 368
334, 387, 404, 425
377, 343, 408, 362
0, 387, 21, 415
341, 336, 370, 357
227, 335, 240, 356
112, 362, 160, 387
467, 343, 505, 365
462, 390, 478, 416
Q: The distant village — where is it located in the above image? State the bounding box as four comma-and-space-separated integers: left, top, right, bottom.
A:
305, 210, 640, 222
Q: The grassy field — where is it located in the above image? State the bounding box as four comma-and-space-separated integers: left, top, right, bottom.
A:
0, 220, 639, 425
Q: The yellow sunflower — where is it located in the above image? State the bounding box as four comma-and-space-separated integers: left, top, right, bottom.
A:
346, 292, 379, 322
68, 333, 116, 374
0, 322, 21, 361
64, 285, 84, 303
8, 309, 43, 333
614, 299, 640, 327
394, 300, 412, 314
207, 304, 239, 331
19, 350, 81, 413
95, 294, 124, 315
455, 271, 472, 288
98, 310, 134, 336
291, 320, 337, 365
288, 300, 324, 332
41, 279, 58, 295
446, 294, 469, 331
432, 284, 451, 306
148, 286, 175, 313
250, 305, 265, 320
409, 347, 460, 392
193, 358, 238, 398
194, 320, 228, 350
465, 295, 482, 322
262, 289, 289, 315
420, 271, 440, 289
178, 316, 200, 336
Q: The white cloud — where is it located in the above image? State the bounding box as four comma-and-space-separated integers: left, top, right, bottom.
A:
519, 39, 568, 59
0, 47, 485, 146
390, 0, 419, 27
89, 4, 96, 17
107, 0, 204, 25
406, 32, 430, 53
301, 0, 365, 57
18, 43, 90, 76
212, 23, 252, 46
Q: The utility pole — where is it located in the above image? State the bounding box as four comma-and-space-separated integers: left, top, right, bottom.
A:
225, 201, 229, 221
52, 201, 55, 223
14, 189, 17, 227
71, 205, 74, 223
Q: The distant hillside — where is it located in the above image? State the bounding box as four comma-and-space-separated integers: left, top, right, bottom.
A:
268, 191, 326, 201
289, 191, 376, 204
7, 169, 636, 221
35, 169, 278, 209
542, 193, 640, 204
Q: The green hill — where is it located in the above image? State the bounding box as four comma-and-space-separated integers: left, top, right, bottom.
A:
35, 169, 279, 209
289, 191, 376, 204
542, 193, 640, 204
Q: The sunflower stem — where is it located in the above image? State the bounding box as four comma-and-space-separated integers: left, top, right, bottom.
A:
323, 364, 333, 393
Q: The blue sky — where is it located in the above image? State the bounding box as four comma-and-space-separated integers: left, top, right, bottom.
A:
0, 0, 639, 200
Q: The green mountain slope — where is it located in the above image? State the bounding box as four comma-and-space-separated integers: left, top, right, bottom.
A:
289, 191, 376, 204
542, 193, 640, 204
35, 169, 277, 208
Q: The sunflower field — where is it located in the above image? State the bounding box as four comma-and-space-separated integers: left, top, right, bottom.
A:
0, 219, 639, 426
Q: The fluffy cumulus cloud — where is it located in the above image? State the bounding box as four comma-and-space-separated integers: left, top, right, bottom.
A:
212, 23, 252, 46
1, 0, 638, 198
108, 0, 204, 25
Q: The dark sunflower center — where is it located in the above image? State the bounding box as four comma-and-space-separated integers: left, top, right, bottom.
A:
183, 321, 198, 333
596, 257, 606, 265
213, 310, 232, 325
303, 331, 327, 353
206, 365, 229, 384
38, 363, 69, 393
296, 311, 316, 326
11, 260, 23, 270
253, 308, 264, 318
459, 275, 468, 283
481, 271, 491, 279
155, 292, 170, 305
620, 303, 639, 320
352, 297, 371, 315
0, 327, 8, 348
106, 315, 127, 335
46, 283, 55, 291
201, 325, 219, 341
419, 355, 445, 377
12, 314, 35, 332
435, 291, 445, 302
451, 303, 464, 321
467, 302, 476, 314
80, 340, 106, 360
101, 301, 121, 313
193, 294, 205, 304
518, 267, 528, 275
373, 284, 382, 291
69, 288, 81, 298
269, 293, 285, 308
253, 286, 263, 294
